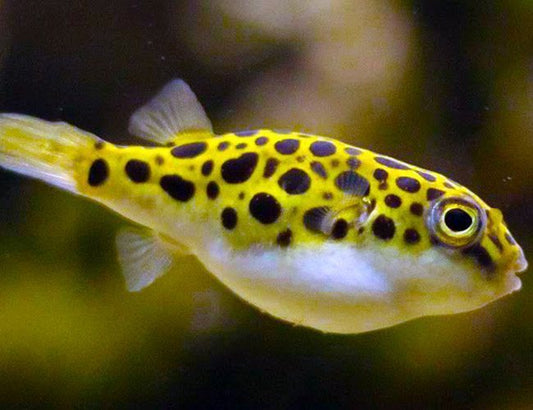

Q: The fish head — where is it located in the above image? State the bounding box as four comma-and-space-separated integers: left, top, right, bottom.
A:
358, 162, 528, 321
424, 193, 527, 296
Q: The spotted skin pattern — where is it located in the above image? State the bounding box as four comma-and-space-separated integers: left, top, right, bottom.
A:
81, 129, 520, 274
0, 80, 526, 334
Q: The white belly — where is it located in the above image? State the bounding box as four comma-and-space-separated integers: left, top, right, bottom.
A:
193, 237, 518, 334
195, 239, 402, 333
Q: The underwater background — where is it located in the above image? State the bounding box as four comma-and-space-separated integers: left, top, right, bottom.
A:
0, 1, 531, 408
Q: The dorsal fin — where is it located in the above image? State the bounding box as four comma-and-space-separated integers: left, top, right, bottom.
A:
128, 79, 213, 144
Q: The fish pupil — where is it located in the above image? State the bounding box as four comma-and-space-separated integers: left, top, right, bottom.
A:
444, 208, 473, 232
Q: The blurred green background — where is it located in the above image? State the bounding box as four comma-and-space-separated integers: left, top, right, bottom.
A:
0, 1, 531, 408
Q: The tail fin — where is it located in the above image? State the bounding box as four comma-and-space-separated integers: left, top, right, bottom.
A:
0, 113, 100, 193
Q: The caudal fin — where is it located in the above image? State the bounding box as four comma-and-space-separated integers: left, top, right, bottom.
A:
0, 113, 101, 193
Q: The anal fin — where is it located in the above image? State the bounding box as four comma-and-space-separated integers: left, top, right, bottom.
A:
116, 227, 187, 292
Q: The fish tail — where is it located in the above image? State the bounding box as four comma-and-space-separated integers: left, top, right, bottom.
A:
0, 113, 101, 193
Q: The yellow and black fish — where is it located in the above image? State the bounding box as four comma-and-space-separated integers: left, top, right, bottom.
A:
0, 79, 527, 333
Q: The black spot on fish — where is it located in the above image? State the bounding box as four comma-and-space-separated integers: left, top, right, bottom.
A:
278, 168, 311, 194
463, 245, 494, 270
373, 168, 388, 182
125, 159, 150, 183
263, 158, 279, 178
372, 214, 395, 240
416, 170, 437, 182
403, 228, 421, 244
410, 202, 424, 216
88, 159, 109, 186
345, 147, 362, 156
255, 136, 268, 146
427, 188, 445, 201
384, 194, 402, 208
310, 161, 328, 179
155, 155, 164, 166
396, 176, 421, 193
201, 160, 214, 176
444, 181, 455, 189
171, 142, 207, 158
275, 139, 300, 155
206, 181, 219, 199
488, 234, 504, 252
374, 156, 410, 170
160, 175, 195, 202
276, 229, 292, 247
236, 142, 247, 149
249, 193, 282, 224
310, 141, 336, 157
217, 141, 230, 151
221, 153, 259, 183
346, 157, 360, 169
505, 232, 517, 246
221, 207, 238, 230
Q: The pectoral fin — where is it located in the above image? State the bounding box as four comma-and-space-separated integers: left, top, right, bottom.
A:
303, 171, 373, 236
128, 79, 213, 144
116, 227, 186, 292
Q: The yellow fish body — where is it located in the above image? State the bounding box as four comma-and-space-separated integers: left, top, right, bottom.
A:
0, 80, 527, 333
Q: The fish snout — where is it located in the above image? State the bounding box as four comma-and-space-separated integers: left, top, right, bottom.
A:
512, 248, 528, 274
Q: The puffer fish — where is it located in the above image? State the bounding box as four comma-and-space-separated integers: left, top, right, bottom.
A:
0, 79, 527, 334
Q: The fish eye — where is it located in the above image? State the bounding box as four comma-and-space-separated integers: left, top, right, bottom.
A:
443, 208, 474, 233
428, 196, 485, 248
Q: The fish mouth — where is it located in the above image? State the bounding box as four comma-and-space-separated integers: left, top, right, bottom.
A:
514, 250, 528, 273
503, 249, 527, 293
